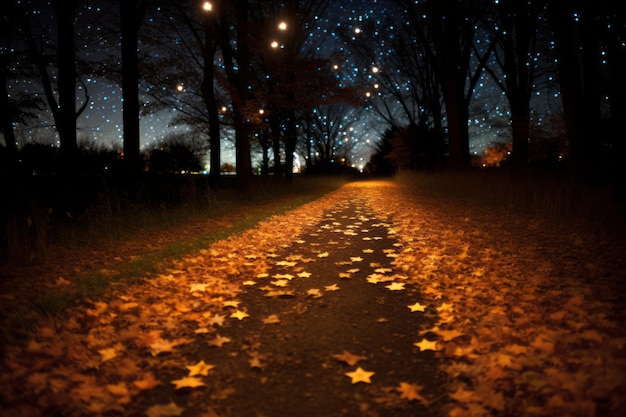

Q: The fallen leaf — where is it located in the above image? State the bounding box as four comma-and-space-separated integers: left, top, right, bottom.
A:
332, 351, 368, 366
145, 401, 184, 417
345, 367, 375, 384
408, 302, 427, 312
171, 376, 206, 389
262, 314, 280, 324
186, 360, 215, 376
208, 335, 231, 347
230, 310, 250, 320
397, 382, 427, 403
414, 339, 438, 351
133, 373, 161, 390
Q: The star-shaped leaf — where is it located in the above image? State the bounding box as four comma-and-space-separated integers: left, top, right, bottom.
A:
345, 367, 375, 384
171, 376, 206, 389
145, 401, 184, 417
262, 314, 280, 324
207, 313, 226, 326
230, 310, 249, 320
385, 282, 405, 291
186, 360, 215, 376
149, 339, 178, 356
408, 302, 427, 312
307, 288, 322, 298
414, 339, 438, 351
133, 373, 161, 391
397, 382, 427, 403
332, 351, 368, 366
208, 335, 231, 347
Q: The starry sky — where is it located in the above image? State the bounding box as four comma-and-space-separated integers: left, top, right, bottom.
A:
7, 0, 563, 171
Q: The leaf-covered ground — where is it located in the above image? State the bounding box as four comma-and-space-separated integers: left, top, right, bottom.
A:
1, 180, 624, 416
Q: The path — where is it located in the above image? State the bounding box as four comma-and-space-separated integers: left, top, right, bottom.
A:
1, 181, 625, 417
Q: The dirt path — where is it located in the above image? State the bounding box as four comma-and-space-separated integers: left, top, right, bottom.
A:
1, 181, 624, 417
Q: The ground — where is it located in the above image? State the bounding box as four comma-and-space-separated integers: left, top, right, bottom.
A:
0, 180, 625, 416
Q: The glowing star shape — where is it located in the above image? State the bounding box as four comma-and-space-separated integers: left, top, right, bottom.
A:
149, 339, 178, 356
307, 288, 322, 298
345, 367, 375, 384
385, 282, 405, 291
208, 335, 231, 347
222, 300, 241, 308
408, 302, 427, 312
207, 313, 226, 326
414, 339, 438, 351
325, 284, 340, 291
350, 256, 363, 262
186, 360, 215, 376
397, 382, 427, 403
317, 252, 329, 258
362, 249, 374, 253
276, 260, 297, 267
170, 376, 206, 389
297, 271, 312, 278
332, 351, 368, 366
339, 272, 352, 279
242, 280, 256, 286
273, 273, 294, 280
230, 310, 249, 320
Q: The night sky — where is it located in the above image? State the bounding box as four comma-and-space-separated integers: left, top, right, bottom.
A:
7, 0, 563, 171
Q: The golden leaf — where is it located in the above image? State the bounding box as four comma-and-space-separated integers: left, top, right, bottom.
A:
345, 367, 375, 384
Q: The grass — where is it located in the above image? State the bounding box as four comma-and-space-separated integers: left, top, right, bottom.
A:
0, 175, 348, 349
393, 169, 624, 231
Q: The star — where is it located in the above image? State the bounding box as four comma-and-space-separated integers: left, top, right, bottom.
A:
324, 283, 340, 291
186, 360, 215, 376
262, 314, 280, 324
385, 282, 405, 291
276, 260, 297, 267
242, 280, 256, 286
208, 335, 231, 347
414, 339, 438, 351
297, 271, 312, 278
222, 300, 241, 308
317, 251, 329, 258
397, 382, 426, 402
230, 310, 249, 320
307, 288, 322, 298
339, 272, 352, 279
345, 367, 375, 384
332, 351, 367, 366
362, 249, 374, 253
408, 302, 427, 312
207, 313, 226, 326
170, 376, 206, 389
350, 256, 363, 262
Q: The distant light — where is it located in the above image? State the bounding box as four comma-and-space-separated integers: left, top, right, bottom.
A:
259, 109, 265, 115
372, 66, 379, 73
354, 28, 361, 34
271, 41, 280, 48
176, 84, 184, 92
278, 21, 287, 31
202, 1, 212, 11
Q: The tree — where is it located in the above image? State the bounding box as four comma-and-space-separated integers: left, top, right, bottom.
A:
20, 0, 89, 173
549, 0, 625, 186
120, 0, 146, 190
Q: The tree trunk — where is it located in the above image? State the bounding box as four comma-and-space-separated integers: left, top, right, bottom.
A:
0, 56, 18, 172
201, 11, 221, 187
52, 0, 78, 173
120, 0, 142, 196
